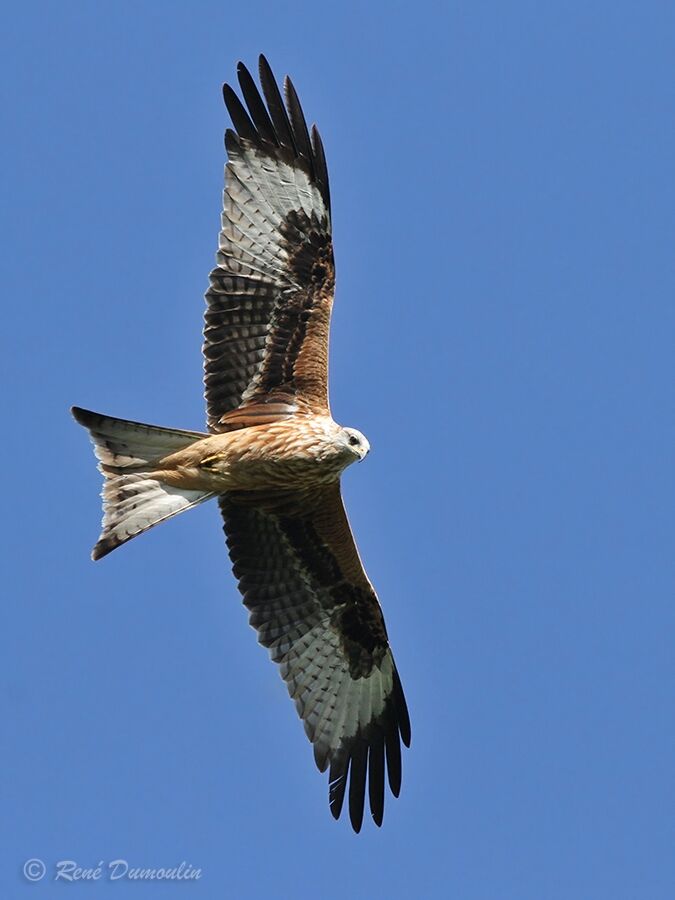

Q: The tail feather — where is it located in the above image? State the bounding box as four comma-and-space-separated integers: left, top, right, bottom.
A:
72, 407, 206, 468
71, 406, 214, 559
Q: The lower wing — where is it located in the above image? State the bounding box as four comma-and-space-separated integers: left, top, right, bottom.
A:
219, 482, 410, 831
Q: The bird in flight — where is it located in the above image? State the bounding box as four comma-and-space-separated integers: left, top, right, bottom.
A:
72, 55, 410, 832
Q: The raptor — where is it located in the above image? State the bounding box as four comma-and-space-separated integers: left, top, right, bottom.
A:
73, 56, 410, 832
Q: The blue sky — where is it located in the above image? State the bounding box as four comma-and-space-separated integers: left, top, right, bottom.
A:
2, 2, 674, 897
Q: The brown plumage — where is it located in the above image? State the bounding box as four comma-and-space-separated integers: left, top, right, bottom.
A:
72, 56, 410, 832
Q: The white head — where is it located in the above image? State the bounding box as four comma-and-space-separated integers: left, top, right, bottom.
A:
340, 426, 370, 462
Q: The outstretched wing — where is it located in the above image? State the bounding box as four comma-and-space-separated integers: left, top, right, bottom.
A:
219, 483, 411, 832
204, 55, 334, 432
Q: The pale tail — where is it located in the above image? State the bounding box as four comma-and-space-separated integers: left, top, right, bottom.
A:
72, 407, 214, 560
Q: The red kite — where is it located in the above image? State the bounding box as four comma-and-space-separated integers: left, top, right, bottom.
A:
73, 56, 410, 832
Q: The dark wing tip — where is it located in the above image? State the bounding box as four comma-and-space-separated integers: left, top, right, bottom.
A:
224, 127, 241, 154
311, 124, 331, 212
348, 740, 368, 833
222, 55, 330, 212
329, 761, 348, 821
222, 83, 256, 141
237, 60, 277, 145
91, 535, 118, 561
313, 741, 330, 773
324, 675, 409, 831
71, 405, 95, 427
394, 667, 412, 747
385, 725, 403, 798
368, 733, 386, 827
257, 53, 296, 153
284, 75, 315, 177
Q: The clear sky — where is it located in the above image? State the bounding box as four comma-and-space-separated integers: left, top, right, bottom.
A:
2, 2, 674, 898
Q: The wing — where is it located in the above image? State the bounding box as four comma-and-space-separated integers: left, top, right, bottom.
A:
219, 483, 411, 832
204, 55, 334, 432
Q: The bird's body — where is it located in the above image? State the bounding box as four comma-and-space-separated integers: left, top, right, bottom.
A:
146, 415, 368, 494
73, 56, 409, 832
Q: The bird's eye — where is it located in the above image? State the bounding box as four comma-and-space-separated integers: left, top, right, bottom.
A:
348, 434, 360, 447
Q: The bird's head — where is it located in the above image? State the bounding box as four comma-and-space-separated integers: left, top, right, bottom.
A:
340, 427, 370, 462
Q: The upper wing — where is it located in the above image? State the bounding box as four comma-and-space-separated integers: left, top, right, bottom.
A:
204, 56, 334, 432
219, 483, 411, 832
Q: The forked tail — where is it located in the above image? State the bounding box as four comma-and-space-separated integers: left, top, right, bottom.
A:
72, 407, 214, 559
